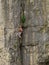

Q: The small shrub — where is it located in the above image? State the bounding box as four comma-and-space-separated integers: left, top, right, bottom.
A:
21, 15, 26, 23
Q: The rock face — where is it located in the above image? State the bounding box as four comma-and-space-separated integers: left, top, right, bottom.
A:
0, 0, 49, 65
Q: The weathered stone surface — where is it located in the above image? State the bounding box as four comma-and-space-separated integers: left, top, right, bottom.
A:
0, 0, 49, 65
22, 46, 38, 65
0, 48, 10, 65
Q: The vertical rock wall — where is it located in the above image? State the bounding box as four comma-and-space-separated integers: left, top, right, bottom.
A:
0, 0, 21, 65
3, 0, 22, 65
22, 0, 47, 65
0, 0, 10, 65
0, 0, 49, 65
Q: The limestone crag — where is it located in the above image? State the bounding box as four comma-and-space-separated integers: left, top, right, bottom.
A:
0, 0, 49, 65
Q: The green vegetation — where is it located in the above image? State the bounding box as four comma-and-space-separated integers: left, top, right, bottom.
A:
21, 15, 26, 24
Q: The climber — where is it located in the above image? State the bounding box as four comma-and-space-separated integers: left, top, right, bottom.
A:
17, 25, 23, 38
